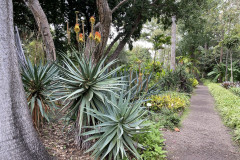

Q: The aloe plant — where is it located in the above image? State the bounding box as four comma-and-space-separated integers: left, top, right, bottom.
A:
55, 50, 123, 147
21, 59, 59, 128
83, 92, 148, 160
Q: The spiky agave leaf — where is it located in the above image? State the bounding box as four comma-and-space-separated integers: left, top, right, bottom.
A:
21, 59, 59, 128
83, 92, 149, 160
55, 50, 123, 142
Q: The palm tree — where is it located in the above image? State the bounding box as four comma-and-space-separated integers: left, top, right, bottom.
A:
0, 1, 50, 159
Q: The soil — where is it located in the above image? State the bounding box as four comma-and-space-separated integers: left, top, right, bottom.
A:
164, 85, 240, 160
39, 121, 93, 160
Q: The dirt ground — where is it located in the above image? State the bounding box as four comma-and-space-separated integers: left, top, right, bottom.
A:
39, 121, 92, 160
164, 85, 240, 160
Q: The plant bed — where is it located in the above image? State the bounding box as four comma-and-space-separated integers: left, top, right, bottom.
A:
207, 83, 240, 144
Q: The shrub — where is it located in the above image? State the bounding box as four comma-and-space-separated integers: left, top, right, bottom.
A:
134, 122, 167, 160
159, 65, 194, 93
149, 92, 190, 112
208, 83, 240, 144
149, 109, 181, 129
229, 87, 240, 97
221, 81, 240, 89
190, 78, 198, 87
21, 59, 59, 128
83, 92, 148, 160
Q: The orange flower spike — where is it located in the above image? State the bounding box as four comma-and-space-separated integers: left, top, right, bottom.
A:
74, 24, 80, 33
94, 31, 101, 43
90, 16, 95, 25
79, 33, 84, 43
89, 32, 94, 40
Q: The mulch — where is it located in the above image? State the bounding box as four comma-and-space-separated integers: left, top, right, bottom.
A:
39, 121, 93, 160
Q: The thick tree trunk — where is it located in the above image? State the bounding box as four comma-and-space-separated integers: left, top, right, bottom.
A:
94, 0, 112, 61
24, 0, 56, 62
170, 15, 176, 71
0, 1, 50, 159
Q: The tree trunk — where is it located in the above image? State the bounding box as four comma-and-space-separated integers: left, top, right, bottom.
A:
107, 15, 142, 62
0, 1, 50, 159
225, 50, 229, 81
170, 15, 176, 71
24, 0, 56, 62
94, 0, 112, 61
230, 51, 233, 82
220, 29, 224, 63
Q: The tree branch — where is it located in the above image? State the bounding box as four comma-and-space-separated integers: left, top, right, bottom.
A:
112, 0, 129, 13
104, 33, 122, 57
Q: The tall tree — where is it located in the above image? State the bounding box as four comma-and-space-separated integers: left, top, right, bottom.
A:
24, 0, 56, 61
0, 0, 50, 159
170, 15, 176, 70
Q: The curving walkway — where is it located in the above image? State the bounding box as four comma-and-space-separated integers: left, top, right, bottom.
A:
164, 85, 240, 160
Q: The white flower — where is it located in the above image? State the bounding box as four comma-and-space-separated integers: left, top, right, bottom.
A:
136, 126, 140, 133
147, 103, 152, 107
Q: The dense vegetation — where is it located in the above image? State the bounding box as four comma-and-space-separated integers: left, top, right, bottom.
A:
208, 83, 240, 144
2, 0, 240, 159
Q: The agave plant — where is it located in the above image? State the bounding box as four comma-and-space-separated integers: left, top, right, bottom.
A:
55, 50, 123, 147
114, 68, 160, 102
82, 92, 148, 160
21, 59, 59, 128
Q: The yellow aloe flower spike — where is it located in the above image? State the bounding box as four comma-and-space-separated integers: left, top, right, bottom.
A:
79, 33, 84, 43
94, 31, 101, 43
89, 32, 94, 40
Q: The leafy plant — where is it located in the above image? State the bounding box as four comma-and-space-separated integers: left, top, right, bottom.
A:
149, 109, 181, 129
21, 59, 59, 128
190, 78, 199, 87
55, 50, 123, 147
159, 65, 194, 93
134, 122, 166, 160
229, 87, 240, 97
149, 92, 190, 112
82, 92, 148, 160
208, 83, 240, 144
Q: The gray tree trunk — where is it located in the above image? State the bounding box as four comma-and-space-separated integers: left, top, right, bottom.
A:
230, 51, 233, 82
0, 1, 50, 159
24, 0, 56, 62
170, 15, 176, 71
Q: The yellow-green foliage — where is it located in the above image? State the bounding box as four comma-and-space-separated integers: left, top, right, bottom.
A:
190, 78, 199, 87
149, 92, 190, 111
208, 83, 240, 143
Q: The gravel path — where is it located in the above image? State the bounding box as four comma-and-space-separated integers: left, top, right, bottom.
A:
164, 85, 240, 160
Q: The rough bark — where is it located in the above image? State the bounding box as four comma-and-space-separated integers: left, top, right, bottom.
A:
170, 15, 176, 71
24, 0, 56, 62
0, 1, 50, 159
94, 0, 112, 62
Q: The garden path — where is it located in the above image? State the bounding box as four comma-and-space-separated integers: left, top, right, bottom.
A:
164, 85, 240, 160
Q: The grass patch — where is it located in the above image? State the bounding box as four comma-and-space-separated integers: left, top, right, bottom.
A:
207, 83, 240, 144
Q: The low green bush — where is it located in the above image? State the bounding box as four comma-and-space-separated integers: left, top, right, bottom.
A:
149, 92, 190, 112
229, 87, 240, 97
149, 109, 181, 129
208, 83, 240, 143
159, 65, 194, 93
134, 122, 167, 160
190, 78, 199, 87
